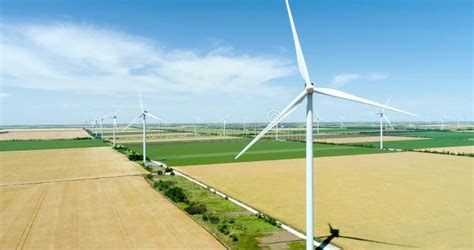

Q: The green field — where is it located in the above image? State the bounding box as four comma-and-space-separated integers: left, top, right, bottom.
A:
351, 138, 474, 150
346, 130, 474, 150
385, 130, 474, 140
124, 139, 388, 166
0, 139, 107, 151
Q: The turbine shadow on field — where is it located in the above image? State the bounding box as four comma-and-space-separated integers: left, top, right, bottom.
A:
316, 224, 420, 249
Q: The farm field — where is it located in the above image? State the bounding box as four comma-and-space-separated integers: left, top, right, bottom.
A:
386, 130, 474, 139
353, 138, 474, 149
418, 145, 474, 154
124, 139, 389, 166
316, 135, 424, 144
0, 128, 90, 140
0, 139, 106, 152
0, 147, 145, 185
177, 152, 473, 249
0, 176, 224, 249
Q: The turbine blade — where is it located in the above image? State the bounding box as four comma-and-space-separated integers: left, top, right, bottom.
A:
145, 112, 167, 122
313, 87, 417, 116
123, 114, 142, 131
285, 0, 311, 85
381, 96, 392, 112
113, 108, 121, 116
235, 90, 307, 159
383, 114, 395, 130
139, 91, 144, 112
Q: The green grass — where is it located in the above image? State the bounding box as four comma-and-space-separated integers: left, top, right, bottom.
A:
151, 175, 290, 249
385, 130, 474, 140
124, 139, 388, 166
350, 138, 474, 150
0, 139, 107, 151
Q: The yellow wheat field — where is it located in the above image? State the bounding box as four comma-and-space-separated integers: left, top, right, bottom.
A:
178, 152, 473, 249
0, 176, 224, 249
418, 145, 474, 154
0, 147, 146, 186
0, 128, 90, 141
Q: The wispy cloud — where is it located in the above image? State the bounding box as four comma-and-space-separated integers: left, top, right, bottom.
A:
0, 23, 294, 96
330, 72, 391, 88
331, 73, 360, 87
0, 92, 9, 98
367, 72, 390, 80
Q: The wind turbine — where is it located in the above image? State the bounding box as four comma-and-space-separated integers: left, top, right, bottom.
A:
193, 117, 200, 137
315, 113, 326, 134
441, 115, 446, 130
106, 109, 120, 147
219, 115, 229, 137
100, 117, 104, 139
234, 1, 416, 249
124, 92, 165, 165
365, 97, 397, 149
339, 116, 346, 129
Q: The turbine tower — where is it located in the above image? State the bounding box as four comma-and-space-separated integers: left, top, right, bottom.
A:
235, 1, 416, 249
315, 113, 326, 134
193, 117, 200, 137
106, 109, 120, 147
365, 97, 397, 149
124, 92, 165, 165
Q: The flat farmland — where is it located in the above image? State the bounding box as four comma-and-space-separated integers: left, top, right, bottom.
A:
177, 152, 473, 249
0, 147, 145, 185
124, 139, 388, 166
418, 145, 474, 154
0, 128, 90, 141
0, 176, 224, 249
316, 136, 425, 144
352, 138, 474, 149
0, 139, 106, 152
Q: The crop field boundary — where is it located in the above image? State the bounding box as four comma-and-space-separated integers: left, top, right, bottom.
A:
0, 173, 143, 188
152, 160, 340, 250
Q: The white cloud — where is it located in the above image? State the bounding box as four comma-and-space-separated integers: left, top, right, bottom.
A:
331, 73, 360, 87
367, 72, 390, 80
0, 92, 9, 98
0, 23, 294, 96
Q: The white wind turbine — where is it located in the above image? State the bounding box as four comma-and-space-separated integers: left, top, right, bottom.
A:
105, 109, 120, 147
219, 115, 229, 137
315, 113, 327, 134
441, 115, 446, 130
124, 92, 165, 165
234, 1, 416, 249
193, 117, 200, 137
364, 97, 398, 149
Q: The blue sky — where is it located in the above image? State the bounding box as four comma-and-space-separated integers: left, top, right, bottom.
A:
0, 0, 472, 125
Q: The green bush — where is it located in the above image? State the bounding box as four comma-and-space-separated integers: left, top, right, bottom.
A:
145, 174, 153, 180
128, 153, 143, 161
170, 171, 175, 176
229, 233, 239, 242
185, 203, 207, 215
218, 223, 230, 235
165, 167, 174, 173
257, 213, 279, 227
203, 213, 220, 224
153, 180, 176, 191
157, 170, 163, 175
165, 186, 188, 203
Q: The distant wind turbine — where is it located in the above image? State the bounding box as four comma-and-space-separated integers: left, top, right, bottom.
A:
364, 97, 403, 149
106, 109, 120, 147
234, 1, 416, 249
315, 113, 327, 134
124, 92, 165, 165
